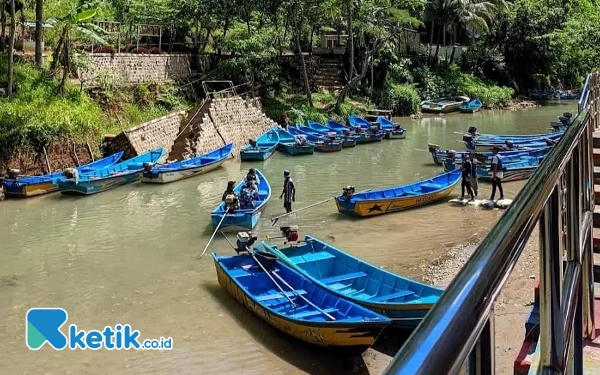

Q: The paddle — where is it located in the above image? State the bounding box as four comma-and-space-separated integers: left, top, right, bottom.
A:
249, 248, 297, 308
270, 197, 335, 225
199, 213, 229, 258
271, 271, 336, 321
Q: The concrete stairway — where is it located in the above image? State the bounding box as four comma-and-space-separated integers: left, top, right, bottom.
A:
315, 56, 345, 93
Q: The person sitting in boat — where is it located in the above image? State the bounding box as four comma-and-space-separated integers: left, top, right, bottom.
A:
239, 180, 259, 209
295, 134, 307, 146
244, 168, 260, 190
222, 181, 239, 212
248, 138, 258, 149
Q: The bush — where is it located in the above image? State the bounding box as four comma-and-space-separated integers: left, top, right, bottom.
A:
458, 74, 514, 108
376, 82, 420, 116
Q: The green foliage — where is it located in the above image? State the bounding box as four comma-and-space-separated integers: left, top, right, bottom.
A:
376, 82, 420, 116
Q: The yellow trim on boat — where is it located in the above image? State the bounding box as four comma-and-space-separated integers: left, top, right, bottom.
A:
8, 181, 59, 197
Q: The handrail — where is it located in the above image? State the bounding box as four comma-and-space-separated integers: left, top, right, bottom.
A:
383, 72, 596, 375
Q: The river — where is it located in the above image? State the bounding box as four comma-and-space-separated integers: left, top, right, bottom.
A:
0, 103, 576, 374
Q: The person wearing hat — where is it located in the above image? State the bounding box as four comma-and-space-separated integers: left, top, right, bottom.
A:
222, 180, 239, 212
279, 170, 296, 213
244, 168, 260, 191
490, 146, 504, 201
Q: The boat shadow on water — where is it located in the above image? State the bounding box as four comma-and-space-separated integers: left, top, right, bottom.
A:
202, 282, 375, 374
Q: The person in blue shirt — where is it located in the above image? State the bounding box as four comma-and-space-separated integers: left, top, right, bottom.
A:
239, 180, 259, 209
244, 168, 260, 190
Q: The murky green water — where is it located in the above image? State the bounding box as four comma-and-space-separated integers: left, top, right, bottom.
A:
0, 103, 576, 374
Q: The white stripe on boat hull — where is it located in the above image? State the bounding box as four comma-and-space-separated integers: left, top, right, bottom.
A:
140, 160, 226, 184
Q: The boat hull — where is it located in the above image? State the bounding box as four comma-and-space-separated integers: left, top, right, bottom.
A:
240, 145, 277, 161
315, 143, 343, 152
4, 180, 58, 197
141, 158, 227, 184
277, 143, 315, 155
213, 256, 388, 349
478, 167, 537, 182
364, 133, 385, 142
388, 131, 406, 139
59, 172, 141, 195
336, 183, 459, 217
459, 107, 481, 113
211, 211, 262, 232
342, 139, 356, 148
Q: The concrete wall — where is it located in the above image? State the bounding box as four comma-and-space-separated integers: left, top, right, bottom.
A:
82, 53, 192, 84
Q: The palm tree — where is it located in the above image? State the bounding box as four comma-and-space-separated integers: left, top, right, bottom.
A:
48, 0, 108, 94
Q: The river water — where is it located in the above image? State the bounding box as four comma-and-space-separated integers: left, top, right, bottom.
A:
0, 103, 576, 374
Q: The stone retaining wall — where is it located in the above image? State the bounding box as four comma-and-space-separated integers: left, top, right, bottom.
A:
82, 53, 191, 84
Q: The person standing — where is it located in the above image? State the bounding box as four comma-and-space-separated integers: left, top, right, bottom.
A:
460, 154, 475, 201
470, 152, 479, 196
279, 170, 296, 213
490, 146, 504, 201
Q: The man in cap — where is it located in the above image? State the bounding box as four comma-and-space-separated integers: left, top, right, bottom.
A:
279, 170, 296, 213
490, 146, 504, 201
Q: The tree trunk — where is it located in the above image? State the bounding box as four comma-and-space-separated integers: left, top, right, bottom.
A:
1, 0, 6, 52
335, 49, 376, 113
294, 22, 312, 107
346, 0, 353, 83
51, 26, 67, 71
433, 25, 442, 63
427, 19, 434, 64
7, 0, 15, 96
19, 7, 23, 36
59, 29, 70, 95
35, 0, 43, 67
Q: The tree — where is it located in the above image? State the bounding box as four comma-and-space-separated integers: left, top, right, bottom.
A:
7, 0, 15, 95
35, 0, 43, 67
1, 0, 5, 52
291, 0, 313, 106
48, 0, 108, 94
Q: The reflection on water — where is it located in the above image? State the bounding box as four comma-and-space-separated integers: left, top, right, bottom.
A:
0, 104, 576, 374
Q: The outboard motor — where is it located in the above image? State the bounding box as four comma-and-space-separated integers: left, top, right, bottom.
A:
343, 129, 351, 137
342, 185, 356, 200
143, 162, 154, 172
368, 125, 379, 134
327, 132, 337, 142
505, 141, 514, 149
249, 139, 258, 148
559, 112, 573, 125
462, 133, 474, 143
63, 168, 79, 184
235, 231, 258, 253
224, 194, 239, 213
428, 144, 440, 154
279, 226, 299, 243
468, 126, 478, 136
7, 168, 20, 179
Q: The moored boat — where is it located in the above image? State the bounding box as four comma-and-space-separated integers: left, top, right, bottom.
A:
240, 128, 279, 161
3, 151, 124, 198
141, 143, 233, 184
465, 138, 555, 152
442, 147, 550, 172
420, 96, 469, 114
335, 169, 461, 217
348, 114, 387, 141
210, 169, 271, 231
463, 126, 564, 142
428, 144, 551, 166
274, 127, 315, 156
302, 123, 356, 148
212, 251, 390, 350
287, 126, 342, 152
477, 157, 542, 182
376, 117, 406, 139
262, 234, 443, 328
58, 148, 164, 195
459, 99, 483, 113
326, 120, 367, 144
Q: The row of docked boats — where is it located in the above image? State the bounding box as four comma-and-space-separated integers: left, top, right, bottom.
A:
528, 89, 581, 100
239, 114, 408, 161
2, 143, 234, 198
211, 227, 444, 350
420, 96, 483, 114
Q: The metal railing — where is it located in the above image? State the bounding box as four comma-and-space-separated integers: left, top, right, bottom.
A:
383, 72, 599, 375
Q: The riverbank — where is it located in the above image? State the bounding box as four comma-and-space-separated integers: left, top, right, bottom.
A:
360, 228, 539, 374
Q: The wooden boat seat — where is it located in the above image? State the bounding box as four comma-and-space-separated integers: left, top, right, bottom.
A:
288, 308, 338, 319
420, 183, 443, 193
371, 290, 415, 303
289, 252, 335, 264
321, 272, 368, 285
256, 290, 307, 301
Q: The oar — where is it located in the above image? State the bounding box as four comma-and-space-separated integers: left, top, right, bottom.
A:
271, 270, 336, 321
200, 213, 229, 258
270, 197, 335, 225
413, 148, 431, 153
248, 248, 297, 308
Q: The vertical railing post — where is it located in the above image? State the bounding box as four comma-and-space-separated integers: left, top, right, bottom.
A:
539, 186, 565, 371
471, 312, 495, 375
582, 108, 596, 340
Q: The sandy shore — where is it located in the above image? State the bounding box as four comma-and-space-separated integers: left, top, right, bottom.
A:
362, 228, 539, 374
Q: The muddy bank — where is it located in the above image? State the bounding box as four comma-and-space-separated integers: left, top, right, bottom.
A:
361, 230, 538, 375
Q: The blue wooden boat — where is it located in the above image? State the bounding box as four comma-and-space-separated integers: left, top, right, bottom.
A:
464, 126, 564, 142
261, 235, 443, 328
459, 99, 483, 113
240, 128, 279, 161
477, 157, 542, 182
325, 120, 367, 144
335, 169, 462, 217
303, 122, 356, 148
287, 126, 342, 152
421, 96, 469, 113
348, 114, 386, 141
465, 135, 558, 152
376, 117, 406, 139
58, 148, 164, 195
210, 169, 271, 232
141, 143, 233, 184
3, 151, 124, 198
428, 144, 551, 165
274, 127, 315, 156
212, 252, 390, 349
442, 147, 551, 172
